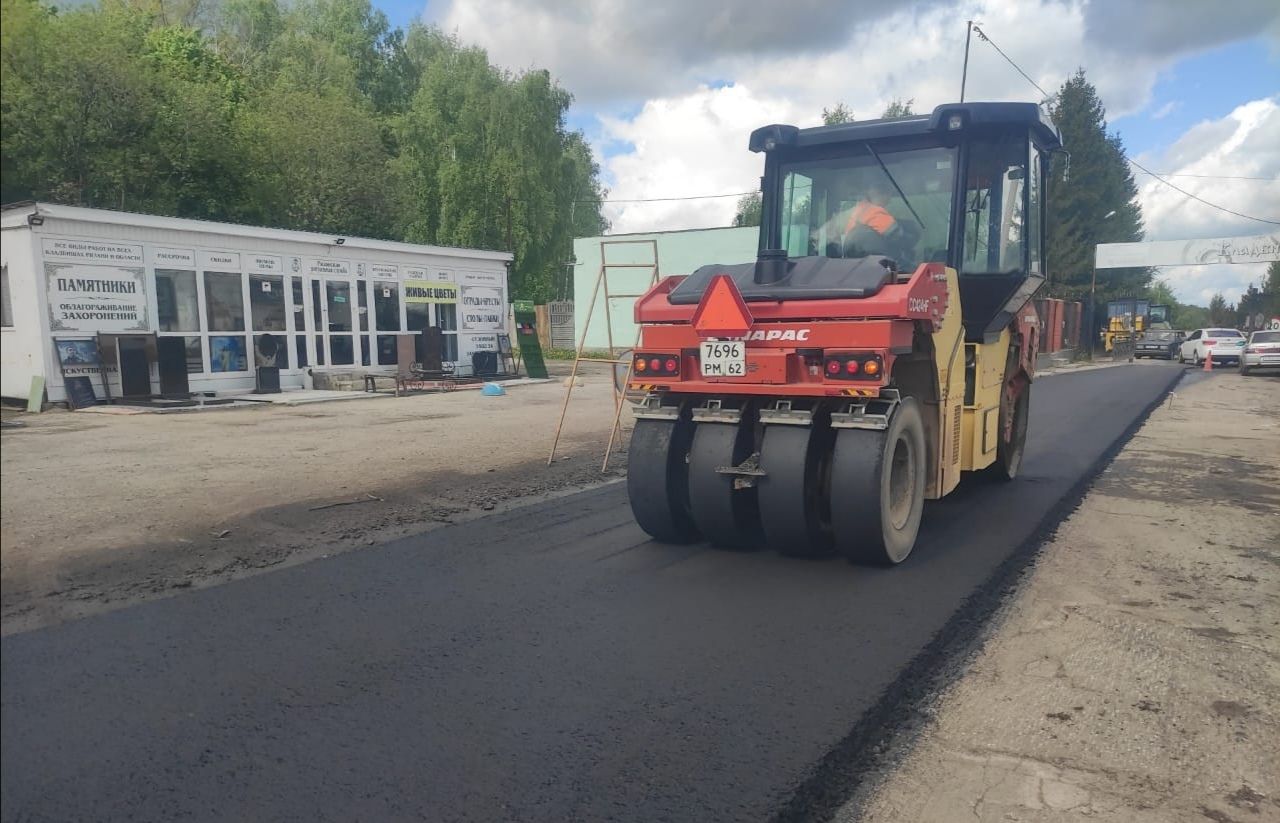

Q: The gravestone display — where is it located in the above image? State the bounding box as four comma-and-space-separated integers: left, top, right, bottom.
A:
157, 337, 190, 397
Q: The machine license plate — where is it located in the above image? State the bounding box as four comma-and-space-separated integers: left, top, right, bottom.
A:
700, 341, 745, 377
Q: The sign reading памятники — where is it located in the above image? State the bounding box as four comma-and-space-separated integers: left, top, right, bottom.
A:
45, 263, 149, 333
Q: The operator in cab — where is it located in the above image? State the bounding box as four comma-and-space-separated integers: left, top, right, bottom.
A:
841, 181, 920, 262
814, 178, 920, 265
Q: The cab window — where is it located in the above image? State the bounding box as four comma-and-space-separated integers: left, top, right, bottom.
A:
777, 145, 956, 269
961, 134, 1027, 275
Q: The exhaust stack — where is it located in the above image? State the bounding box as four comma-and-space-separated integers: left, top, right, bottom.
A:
754, 248, 788, 285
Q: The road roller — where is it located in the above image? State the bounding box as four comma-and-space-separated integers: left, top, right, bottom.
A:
625, 102, 1063, 564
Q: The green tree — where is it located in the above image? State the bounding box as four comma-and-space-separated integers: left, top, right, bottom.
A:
822, 103, 854, 125
881, 97, 914, 118
238, 86, 394, 236
1175, 303, 1210, 331
1046, 70, 1149, 305
1207, 292, 1234, 326
0, 0, 607, 294
392, 38, 604, 300
732, 193, 762, 227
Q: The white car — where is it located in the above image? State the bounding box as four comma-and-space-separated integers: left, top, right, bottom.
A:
1178, 328, 1246, 366
1239, 330, 1280, 375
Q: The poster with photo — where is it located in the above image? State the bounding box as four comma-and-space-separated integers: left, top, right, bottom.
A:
210, 336, 248, 373
54, 339, 103, 375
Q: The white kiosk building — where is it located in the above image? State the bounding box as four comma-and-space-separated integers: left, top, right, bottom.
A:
0, 203, 512, 404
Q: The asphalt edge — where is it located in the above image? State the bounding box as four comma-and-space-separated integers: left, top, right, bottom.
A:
770, 366, 1188, 823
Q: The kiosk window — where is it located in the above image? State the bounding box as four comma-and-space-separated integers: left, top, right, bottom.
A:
374, 284, 401, 331
155, 270, 199, 332
406, 302, 429, 331
249, 275, 286, 331
1, 265, 12, 327
205, 272, 245, 331
183, 337, 203, 373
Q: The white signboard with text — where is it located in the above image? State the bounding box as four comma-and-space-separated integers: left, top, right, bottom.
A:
460, 285, 504, 331
246, 254, 283, 274
198, 250, 241, 271
149, 247, 196, 269
1096, 234, 1280, 269
43, 238, 143, 265
307, 258, 352, 278
45, 263, 149, 333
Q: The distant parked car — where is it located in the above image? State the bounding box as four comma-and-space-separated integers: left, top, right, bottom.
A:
1178, 328, 1246, 366
1239, 330, 1280, 375
1135, 329, 1182, 359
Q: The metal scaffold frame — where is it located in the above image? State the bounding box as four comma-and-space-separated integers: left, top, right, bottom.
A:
547, 239, 660, 471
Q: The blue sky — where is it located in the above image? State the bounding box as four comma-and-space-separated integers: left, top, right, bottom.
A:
1113, 37, 1279, 159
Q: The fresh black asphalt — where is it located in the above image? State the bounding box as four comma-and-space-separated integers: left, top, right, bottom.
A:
1, 364, 1182, 822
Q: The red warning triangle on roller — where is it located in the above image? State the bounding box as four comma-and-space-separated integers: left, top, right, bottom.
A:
692, 274, 753, 338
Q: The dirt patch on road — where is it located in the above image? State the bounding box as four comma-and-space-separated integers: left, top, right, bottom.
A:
2, 370, 632, 634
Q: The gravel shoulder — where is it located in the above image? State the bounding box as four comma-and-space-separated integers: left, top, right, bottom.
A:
1, 366, 630, 635
846, 371, 1280, 822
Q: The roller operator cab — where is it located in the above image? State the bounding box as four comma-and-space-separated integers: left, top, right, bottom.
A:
626, 102, 1063, 564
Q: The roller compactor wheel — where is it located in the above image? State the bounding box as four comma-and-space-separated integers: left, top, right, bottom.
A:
988, 384, 1029, 482
627, 417, 699, 543
629, 397, 929, 565
686, 415, 762, 549
756, 421, 835, 557
829, 398, 927, 565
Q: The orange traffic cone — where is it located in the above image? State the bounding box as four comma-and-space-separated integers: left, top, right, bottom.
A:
1203, 349, 1213, 371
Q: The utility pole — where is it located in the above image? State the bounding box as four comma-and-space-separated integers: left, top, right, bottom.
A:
960, 20, 974, 103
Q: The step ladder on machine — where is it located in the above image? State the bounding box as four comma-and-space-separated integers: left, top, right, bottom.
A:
548, 239, 660, 471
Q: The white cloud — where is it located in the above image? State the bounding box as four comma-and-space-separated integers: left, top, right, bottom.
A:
427, 0, 934, 105
1150, 100, 1180, 120
1136, 98, 1280, 241
593, 0, 1195, 234
1156, 263, 1268, 308
429, 0, 1280, 295
428, 0, 1280, 111
599, 84, 803, 233
1135, 97, 1280, 304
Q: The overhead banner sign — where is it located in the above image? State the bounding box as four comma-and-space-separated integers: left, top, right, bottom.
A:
150, 247, 196, 268
42, 238, 143, 265
404, 279, 458, 303
198, 250, 241, 271
46, 263, 149, 333
246, 254, 282, 274
307, 258, 352, 277
461, 285, 504, 331
1096, 234, 1280, 270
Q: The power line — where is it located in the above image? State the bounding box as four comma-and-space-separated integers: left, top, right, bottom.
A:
971, 26, 1280, 226
1127, 156, 1280, 225
972, 25, 1050, 101
1129, 168, 1277, 183
587, 190, 756, 205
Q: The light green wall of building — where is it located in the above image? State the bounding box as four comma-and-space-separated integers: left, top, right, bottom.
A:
572, 227, 758, 351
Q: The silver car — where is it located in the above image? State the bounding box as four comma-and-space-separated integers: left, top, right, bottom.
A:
1239, 330, 1280, 375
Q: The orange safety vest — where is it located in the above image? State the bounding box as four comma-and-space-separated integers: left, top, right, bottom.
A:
845, 200, 897, 235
